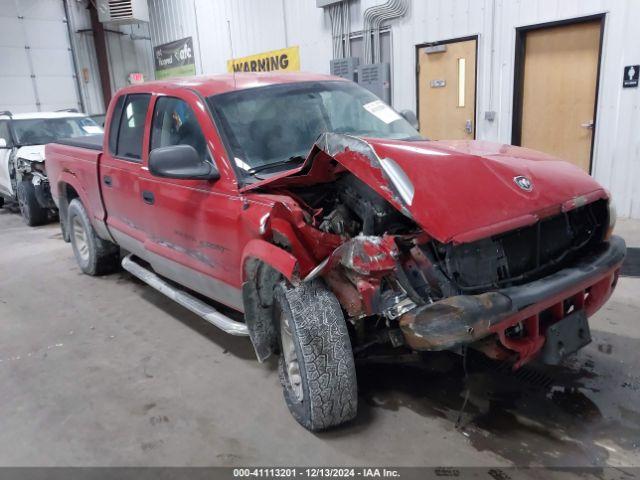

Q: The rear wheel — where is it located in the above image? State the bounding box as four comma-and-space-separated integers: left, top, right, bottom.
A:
274, 280, 357, 431
68, 199, 119, 275
17, 180, 47, 226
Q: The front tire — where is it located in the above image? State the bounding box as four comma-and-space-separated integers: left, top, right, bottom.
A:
274, 280, 357, 431
17, 180, 47, 226
68, 199, 119, 275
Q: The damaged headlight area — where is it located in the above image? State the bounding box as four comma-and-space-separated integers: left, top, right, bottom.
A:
290, 181, 615, 364
252, 132, 617, 367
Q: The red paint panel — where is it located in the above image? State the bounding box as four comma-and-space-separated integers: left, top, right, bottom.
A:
367, 138, 608, 243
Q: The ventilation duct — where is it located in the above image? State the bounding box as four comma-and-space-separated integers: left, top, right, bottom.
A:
97, 0, 149, 25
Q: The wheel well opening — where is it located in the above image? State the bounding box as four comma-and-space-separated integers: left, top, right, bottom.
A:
242, 258, 283, 362
59, 183, 80, 241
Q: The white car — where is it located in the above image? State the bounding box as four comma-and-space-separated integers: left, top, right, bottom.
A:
0, 110, 103, 226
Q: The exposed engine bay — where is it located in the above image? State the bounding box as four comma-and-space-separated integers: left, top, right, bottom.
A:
276, 172, 610, 359
300, 174, 416, 237
237, 132, 620, 368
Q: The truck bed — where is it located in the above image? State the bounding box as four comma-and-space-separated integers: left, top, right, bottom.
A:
55, 134, 103, 151
45, 138, 106, 231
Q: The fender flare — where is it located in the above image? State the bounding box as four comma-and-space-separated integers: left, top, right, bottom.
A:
56, 174, 112, 242
241, 239, 300, 362
241, 238, 299, 283
56, 174, 91, 212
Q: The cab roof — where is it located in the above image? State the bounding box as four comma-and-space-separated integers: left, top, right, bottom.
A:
118, 72, 348, 98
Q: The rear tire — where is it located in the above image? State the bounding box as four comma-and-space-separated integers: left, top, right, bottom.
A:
17, 180, 47, 226
274, 280, 358, 431
68, 198, 119, 275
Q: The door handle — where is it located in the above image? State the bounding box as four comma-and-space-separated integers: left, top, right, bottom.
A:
142, 190, 155, 205
103, 175, 112, 187
581, 120, 594, 129
465, 119, 473, 134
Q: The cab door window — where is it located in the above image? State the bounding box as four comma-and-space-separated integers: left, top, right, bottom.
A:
112, 94, 150, 161
151, 97, 208, 161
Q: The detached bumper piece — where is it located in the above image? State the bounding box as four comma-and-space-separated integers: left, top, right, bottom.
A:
399, 236, 626, 368
540, 310, 591, 365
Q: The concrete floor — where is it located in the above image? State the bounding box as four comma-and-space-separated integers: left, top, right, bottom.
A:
0, 207, 639, 467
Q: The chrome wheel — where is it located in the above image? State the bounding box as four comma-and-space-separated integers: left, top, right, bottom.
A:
72, 216, 90, 263
280, 313, 304, 402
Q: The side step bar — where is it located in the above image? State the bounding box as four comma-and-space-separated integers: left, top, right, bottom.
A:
121, 255, 249, 336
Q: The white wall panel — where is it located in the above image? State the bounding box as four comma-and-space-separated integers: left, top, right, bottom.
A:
145, 0, 640, 219
0, 0, 81, 113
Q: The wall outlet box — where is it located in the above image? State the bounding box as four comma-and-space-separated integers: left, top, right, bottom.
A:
484, 111, 496, 122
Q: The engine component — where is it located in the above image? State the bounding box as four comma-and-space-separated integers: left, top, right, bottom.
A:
335, 174, 412, 235
319, 204, 359, 236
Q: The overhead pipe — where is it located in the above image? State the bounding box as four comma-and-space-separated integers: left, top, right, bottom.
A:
343, 1, 351, 57
363, 0, 407, 64
328, 1, 353, 60
362, 2, 389, 64
373, 0, 407, 63
329, 3, 344, 58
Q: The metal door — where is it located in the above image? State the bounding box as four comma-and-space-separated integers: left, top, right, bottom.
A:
417, 38, 477, 140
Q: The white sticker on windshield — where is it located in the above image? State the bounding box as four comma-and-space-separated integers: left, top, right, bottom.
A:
363, 100, 402, 124
82, 125, 103, 134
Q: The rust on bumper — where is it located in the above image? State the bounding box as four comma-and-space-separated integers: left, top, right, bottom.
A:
399, 293, 512, 350
398, 236, 626, 365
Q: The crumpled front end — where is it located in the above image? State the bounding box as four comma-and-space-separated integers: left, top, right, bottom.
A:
246, 133, 624, 368
398, 236, 625, 367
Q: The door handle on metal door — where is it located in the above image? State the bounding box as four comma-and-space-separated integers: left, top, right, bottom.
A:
142, 191, 155, 205
103, 175, 112, 186
465, 120, 473, 134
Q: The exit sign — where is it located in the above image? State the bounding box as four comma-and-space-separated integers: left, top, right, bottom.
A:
128, 72, 145, 85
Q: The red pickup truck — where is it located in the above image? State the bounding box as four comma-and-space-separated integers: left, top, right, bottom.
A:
45, 73, 625, 431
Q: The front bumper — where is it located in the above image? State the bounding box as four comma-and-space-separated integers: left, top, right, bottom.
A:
399, 235, 626, 367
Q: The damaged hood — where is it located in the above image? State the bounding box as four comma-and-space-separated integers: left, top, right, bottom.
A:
15, 145, 46, 163
242, 134, 608, 244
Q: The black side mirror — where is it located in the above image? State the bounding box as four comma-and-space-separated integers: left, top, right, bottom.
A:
400, 110, 419, 130
149, 145, 220, 180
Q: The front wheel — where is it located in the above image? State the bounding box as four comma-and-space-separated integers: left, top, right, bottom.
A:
274, 280, 357, 431
17, 180, 47, 226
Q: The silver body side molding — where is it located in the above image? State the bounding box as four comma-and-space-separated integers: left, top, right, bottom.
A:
121, 255, 249, 336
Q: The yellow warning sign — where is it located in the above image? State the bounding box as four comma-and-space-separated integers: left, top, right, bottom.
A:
227, 46, 300, 73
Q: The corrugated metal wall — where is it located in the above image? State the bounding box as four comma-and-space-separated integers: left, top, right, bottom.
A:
146, 0, 639, 219
67, 0, 154, 115
148, 0, 331, 74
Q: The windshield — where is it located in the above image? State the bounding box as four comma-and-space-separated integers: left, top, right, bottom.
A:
207, 81, 421, 178
11, 116, 103, 146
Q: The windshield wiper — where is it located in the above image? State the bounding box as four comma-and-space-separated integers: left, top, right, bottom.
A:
247, 155, 306, 175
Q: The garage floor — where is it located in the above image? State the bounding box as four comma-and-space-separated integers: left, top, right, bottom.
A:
1, 208, 639, 467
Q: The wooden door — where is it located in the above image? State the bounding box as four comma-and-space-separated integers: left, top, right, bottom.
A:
518, 20, 602, 172
417, 38, 477, 140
